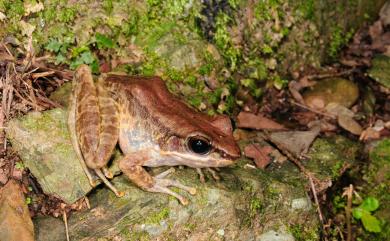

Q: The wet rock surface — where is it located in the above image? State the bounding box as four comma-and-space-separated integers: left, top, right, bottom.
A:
6, 109, 361, 241
34, 167, 319, 241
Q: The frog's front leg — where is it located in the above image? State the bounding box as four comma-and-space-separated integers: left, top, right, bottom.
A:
119, 150, 196, 205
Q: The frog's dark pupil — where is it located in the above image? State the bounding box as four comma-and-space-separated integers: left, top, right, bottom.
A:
188, 137, 211, 155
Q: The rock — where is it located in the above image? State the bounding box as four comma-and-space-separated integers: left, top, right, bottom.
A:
364, 138, 390, 239
8, 109, 360, 240
34, 165, 320, 241
303, 135, 360, 183
0, 180, 34, 241
49, 82, 72, 108
6, 109, 92, 204
153, 29, 222, 71
303, 78, 359, 109
368, 55, 390, 88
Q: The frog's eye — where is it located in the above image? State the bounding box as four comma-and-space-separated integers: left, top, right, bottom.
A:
187, 136, 212, 155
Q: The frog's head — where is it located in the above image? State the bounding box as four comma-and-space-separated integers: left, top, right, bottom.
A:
161, 115, 241, 168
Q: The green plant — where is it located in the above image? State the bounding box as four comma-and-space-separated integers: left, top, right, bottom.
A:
25, 197, 32, 205
15, 161, 25, 170
352, 197, 382, 233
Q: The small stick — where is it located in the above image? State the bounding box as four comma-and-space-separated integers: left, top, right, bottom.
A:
290, 100, 335, 118
309, 175, 324, 224
306, 69, 355, 80
0, 106, 4, 152
62, 210, 70, 241
345, 184, 353, 241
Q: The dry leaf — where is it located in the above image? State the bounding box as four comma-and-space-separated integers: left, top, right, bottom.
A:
337, 114, 363, 135
237, 112, 286, 130
268, 128, 320, 156
244, 143, 273, 169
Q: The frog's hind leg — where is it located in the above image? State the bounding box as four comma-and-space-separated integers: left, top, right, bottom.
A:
68, 79, 98, 187
73, 66, 121, 194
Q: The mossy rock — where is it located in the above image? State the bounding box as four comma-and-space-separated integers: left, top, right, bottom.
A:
368, 55, 390, 89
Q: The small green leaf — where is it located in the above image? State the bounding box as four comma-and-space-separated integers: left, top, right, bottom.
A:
360, 197, 379, 212
45, 39, 61, 53
15, 162, 24, 170
25, 197, 32, 205
70, 59, 83, 70
71, 46, 90, 58
55, 54, 66, 64
79, 51, 94, 64
352, 207, 364, 219
361, 212, 382, 233
95, 33, 114, 49
90, 60, 100, 74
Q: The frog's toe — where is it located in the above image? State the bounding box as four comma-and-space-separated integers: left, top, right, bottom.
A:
196, 167, 220, 182
147, 177, 196, 205
102, 167, 114, 179
147, 181, 189, 205
95, 169, 123, 198
207, 167, 221, 181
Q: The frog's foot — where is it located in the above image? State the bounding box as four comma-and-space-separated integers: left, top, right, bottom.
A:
95, 169, 124, 197
196, 167, 221, 183
102, 167, 113, 179
82, 167, 99, 187
148, 168, 196, 205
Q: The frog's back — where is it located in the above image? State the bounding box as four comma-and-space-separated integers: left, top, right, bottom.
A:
104, 74, 239, 158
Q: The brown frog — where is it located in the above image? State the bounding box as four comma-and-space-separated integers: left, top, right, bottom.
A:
68, 65, 240, 205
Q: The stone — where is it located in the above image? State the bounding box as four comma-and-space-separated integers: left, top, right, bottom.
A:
34, 166, 320, 241
6, 109, 92, 204
0, 180, 34, 241
7, 109, 360, 241
368, 55, 390, 88
303, 78, 359, 109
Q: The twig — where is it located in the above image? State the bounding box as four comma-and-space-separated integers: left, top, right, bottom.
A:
63, 210, 70, 241
0, 106, 4, 153
345, 184, 353, 241
309, 175, 324, 224
306, 69, 356, 80
290, 100, 335, 118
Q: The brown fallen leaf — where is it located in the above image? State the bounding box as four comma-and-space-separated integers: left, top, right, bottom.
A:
268, 128, 321, 157
237, 112, 286, 130
244, 143, 273, 169
0, 180, 34, 241
337, 114, 363, 135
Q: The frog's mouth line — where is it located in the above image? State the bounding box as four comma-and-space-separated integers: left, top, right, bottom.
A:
160, 151, 234, 168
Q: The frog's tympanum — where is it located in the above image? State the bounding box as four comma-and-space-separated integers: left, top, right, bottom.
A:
68, 65, 240, 204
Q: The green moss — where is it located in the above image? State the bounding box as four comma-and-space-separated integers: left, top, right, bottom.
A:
370, 139, 390, 164
297, 0, 315, 20
0, 0, 24, 19
122, 229, 150, 241
214, 13, 241, 71
249, 197, 263, 218
289, 224, 319, 241
144, 207, 170, 224
328, 26, 354, 59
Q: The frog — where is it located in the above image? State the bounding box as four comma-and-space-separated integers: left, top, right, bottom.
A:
68, 65, 240, 205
